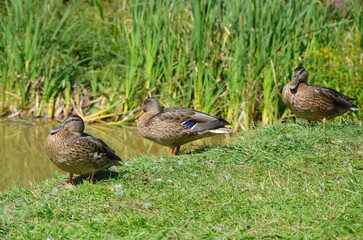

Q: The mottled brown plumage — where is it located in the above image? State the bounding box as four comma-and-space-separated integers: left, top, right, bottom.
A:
45, 115, 121, 187
282, 67, 358, 126
136, 97, 232, 155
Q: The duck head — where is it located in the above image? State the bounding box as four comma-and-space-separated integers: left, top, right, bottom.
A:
290, 67, 309, 90
141, 97, 162, 115
50, 115, 85, 134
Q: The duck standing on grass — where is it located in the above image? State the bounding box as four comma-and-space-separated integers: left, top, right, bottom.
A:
45, 115, 122, 188
136, 97, 232, 156
282, 67, 359, 126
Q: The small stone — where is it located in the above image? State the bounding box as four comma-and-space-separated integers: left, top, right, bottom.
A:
109, 166, 117, 171
143, 202, 152, 209
216, 225, 224, 232
51, 188, 59, 195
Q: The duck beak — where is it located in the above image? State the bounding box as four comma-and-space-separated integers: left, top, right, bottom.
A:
289, 78, 299, 90
135, 111, 144, 122
49, 123, 64, 134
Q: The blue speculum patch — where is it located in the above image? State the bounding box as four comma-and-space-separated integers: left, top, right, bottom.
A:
183, 121, 197, 127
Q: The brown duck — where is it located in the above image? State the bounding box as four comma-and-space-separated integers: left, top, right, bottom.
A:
45, 115, 122, 187
282, 67, 358, 126
136, 97, 232, 155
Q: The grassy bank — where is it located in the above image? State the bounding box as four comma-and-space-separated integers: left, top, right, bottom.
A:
0, 0, 362, 130
1, 122, 362, 239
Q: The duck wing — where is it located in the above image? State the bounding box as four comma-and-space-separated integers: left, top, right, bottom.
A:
154, 107, 230, 132
312, 86, 358, 109
77, 134, 122, 163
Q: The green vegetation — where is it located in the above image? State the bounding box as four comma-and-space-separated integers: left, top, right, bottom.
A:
1, 1, 361, 238
1, 122, 362, 239
0, 0, 362, 129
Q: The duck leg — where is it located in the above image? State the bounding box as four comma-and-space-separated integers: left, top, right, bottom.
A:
68, 173, 74, 185
168, 145, 181, 156
322, 117, 327, 128
90, 171, 96, 184
175, 146, 181, 155
168, 146, 176, 156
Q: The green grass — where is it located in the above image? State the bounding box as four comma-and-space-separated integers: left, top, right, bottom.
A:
0, 0, 362, 129
1, 122, 362, 239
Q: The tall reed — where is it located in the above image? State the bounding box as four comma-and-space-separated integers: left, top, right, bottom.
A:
0, 0, 361, 129
0, 0, 81, 118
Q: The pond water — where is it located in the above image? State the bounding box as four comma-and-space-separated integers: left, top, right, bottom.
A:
0, 118, 232, 190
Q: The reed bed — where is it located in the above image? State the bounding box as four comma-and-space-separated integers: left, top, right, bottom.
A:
0, 0, 362, 130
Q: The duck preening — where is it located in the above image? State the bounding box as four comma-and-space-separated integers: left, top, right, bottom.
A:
136, 97, 232, 155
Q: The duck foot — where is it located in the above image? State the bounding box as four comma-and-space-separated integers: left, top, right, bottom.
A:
168, 146, 181, 156
56, 173, 75, 188
56, 183, 75, 188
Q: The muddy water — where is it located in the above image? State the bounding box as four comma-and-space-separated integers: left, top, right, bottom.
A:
0, 118, 232, 190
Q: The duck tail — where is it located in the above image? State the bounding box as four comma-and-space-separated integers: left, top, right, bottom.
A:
348, 101, 359, 111
210, 127, 233, 134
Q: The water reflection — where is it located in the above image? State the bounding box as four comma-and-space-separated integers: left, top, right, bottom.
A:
0, 118, 232, 190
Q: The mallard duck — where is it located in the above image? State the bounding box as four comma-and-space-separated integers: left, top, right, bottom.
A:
45, 115, 122, 188
136, 97, 232, 155
282, 67, 358, 126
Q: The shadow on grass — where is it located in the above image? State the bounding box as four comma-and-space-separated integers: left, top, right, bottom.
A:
181, 145, 223, 155
282, 117, 362, 128
72, 169, 129, 186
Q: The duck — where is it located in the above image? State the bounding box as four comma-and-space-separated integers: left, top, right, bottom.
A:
136, 97, 232, 155
45, 115, 122, 188
282, 67, 358, 126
